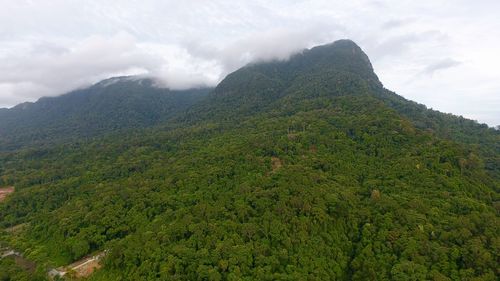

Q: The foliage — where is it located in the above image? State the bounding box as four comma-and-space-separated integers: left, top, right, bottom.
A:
0, 40, 498, 280
0, 77, 211, 150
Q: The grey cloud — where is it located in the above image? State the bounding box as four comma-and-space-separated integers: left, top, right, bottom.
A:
381, 18, 415, 30
421, 58, 462, 76
367, 34, 423, 59
366, 30, 448, 59
29, 42, 69, 56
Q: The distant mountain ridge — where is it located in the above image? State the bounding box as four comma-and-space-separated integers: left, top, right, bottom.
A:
0, 76, 211, 149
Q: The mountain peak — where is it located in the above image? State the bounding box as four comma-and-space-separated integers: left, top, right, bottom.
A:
327, 38, 360, 47
317, 39, 371, 64
311, 39, 360, 51
213, 39, 381, 104
299, 39, 379, 84
92, 75, 158, 89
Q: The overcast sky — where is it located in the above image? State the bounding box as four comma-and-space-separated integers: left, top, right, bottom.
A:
0, 0, 499, 126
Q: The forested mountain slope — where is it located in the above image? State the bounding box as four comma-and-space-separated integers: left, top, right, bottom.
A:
0, 40, 498, 281
0, 77, 211, 150
185, 39, 498, 178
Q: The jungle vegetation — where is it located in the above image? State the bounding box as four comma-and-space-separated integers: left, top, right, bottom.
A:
0, 40, 498, 280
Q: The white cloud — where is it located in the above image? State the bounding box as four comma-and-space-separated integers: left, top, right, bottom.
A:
0, 0, 499, 125
184, 23, 343, 75
0, 32, 161, 104
138, 43, 221, 89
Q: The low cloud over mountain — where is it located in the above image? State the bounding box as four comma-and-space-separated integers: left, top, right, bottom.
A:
0, 1, 499, 125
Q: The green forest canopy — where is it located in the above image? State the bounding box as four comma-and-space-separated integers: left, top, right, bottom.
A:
0, 40, 498, 281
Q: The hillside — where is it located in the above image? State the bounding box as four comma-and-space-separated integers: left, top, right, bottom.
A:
0, 40, 498, 280
185, 40, 498, 178
0, 77, 211, 150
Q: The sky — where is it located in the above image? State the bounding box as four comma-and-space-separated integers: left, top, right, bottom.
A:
0, 0, 499, 126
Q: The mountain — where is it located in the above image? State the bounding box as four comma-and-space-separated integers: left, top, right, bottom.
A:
0, 40, 498, 281
188, 39, 498, 177
185, 40, 381, 120
0, 76, 211, 150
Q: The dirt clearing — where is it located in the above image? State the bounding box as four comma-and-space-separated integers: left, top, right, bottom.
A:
68, 255, 102, 278
0, 186, 14, 202
50, 251, 106, 279
271, 157, 282, 172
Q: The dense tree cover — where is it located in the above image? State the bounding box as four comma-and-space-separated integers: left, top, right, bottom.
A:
0, 257, 32, 281
0, 77, 211, 151
0, 258, 47, 281
0, 40, 498, 280
375, 90, 500, 180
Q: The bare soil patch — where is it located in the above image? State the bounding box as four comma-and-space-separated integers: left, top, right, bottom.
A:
271, 157, 282, 172
69, 256, 102, 278
0, 186, 14, 202
14, 255, 36, 273
53, 252, 106, 279
5, 223, 28, 234
0, 250, 36, 274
